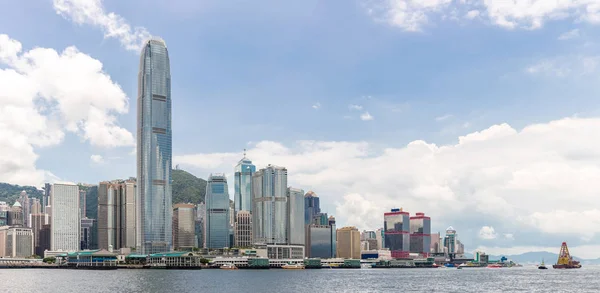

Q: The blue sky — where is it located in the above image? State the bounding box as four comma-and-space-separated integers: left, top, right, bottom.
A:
4, 0, 600, 256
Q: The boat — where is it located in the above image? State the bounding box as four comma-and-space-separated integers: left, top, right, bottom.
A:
538, 259, 547, 270
220, 263, 238, 270
487, 264, 502, 268
553, 242, 581, 269
282, 263, 305, 270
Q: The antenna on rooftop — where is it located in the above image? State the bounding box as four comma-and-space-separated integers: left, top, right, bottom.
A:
243, 148, 247, 157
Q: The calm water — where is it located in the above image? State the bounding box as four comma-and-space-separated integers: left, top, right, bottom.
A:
2, 266, 600, 292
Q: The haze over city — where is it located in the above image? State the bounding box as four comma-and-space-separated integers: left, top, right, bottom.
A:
3, 0, 600, 258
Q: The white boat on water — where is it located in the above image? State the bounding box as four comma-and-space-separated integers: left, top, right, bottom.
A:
220, 263, 238, 270
282, 263, 305, 270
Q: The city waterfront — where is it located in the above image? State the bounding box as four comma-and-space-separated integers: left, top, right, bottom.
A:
1, 267, 600, 292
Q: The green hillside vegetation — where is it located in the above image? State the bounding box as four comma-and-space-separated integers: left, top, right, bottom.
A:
172, 169, 207, 204
0, 183, 44, 204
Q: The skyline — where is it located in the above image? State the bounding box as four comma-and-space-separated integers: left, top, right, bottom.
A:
3, 0, 600, 257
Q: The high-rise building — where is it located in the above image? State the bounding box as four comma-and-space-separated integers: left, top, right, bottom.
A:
252, 165, 288, 245
31, 213, 50, 256
17, 191, 30, 227
384, 208, 410, 258
444, 226, 457, 254
409, 212, 431, 256
287, 187, 305, 246
30, 198, 42, 216
80, 218, 95, 250
196, 202, 205, 248
305, 223, 336, 258
97, 180, 137, 251
51, 184, 80, 251
0, 226, 34, 258
205, 174, 230, 249
39, 224, 51, 255
137, 37, 172, 254
234, 153, 255, 213
456, 240, 465, 255
8, 202, 23, 227
172, 204, 196, 250
43, 183, 51, 214
79, 190, 87, 219
304, 191, 320, 225
0, 211, 6, 226
336, 226, 360, 259
234, 211, 252, 248
430, 232, 441, 253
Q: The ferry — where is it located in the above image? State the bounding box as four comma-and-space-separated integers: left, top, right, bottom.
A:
220, 263, 238, 270
282, 263, 305, 270
538, 259, 547, 270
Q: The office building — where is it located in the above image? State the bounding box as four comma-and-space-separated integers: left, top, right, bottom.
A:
50, 183, 80, 251
305, 224, 336, 258
304, 191, 320, 225
16, 191, 30, 227
30, 198, 42, 215
7, 202, 23, 227
252, 165, 288, 245
205, 174, 230, 249
81, 217, 95, 250
173, 204, 196, 250
31, 213, 50, 256
234, 210, 252, 248
98, 180, 136, 250
336, 226, 360, 259
196, 202, 205, 248
430, 232, 441, 253
234, 152, 255, 213
409, 212, 431, 255
43, 183, 51, 214
137, 37, 173, 254
0, 226, 34, 258
0, 211, 6, 226
39, 225, 51, 256
444, 226, 458, 254
384, 208, 410, 258
287, 187, 304, 246
79, 190, 87, 219
457, 240, 465, 255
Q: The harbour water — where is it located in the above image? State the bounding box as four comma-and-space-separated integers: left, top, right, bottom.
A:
2, 266, 598, 292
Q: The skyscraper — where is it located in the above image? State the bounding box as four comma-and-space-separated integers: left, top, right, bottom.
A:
287, 187, 305, 246
98, 180, 137, 250
336, 226, 360, 259
16, 191, 30, 227
384, 208, 410, 258
234, 152, 255, 213
444, 226, 457, 254
50, 184, 80, 252
79, 190, 87, 219
31, 213, 50, 256
137, 38, 172, 254
205, 174, 230, 249
172, 203, 196, 250
304, 191, 320, 225
234, 210, 252, 248
252, 165, 288, 245
409, 212, 431, 256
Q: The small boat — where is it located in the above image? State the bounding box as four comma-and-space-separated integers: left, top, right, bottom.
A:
220, 263, 238, 270
282, 263, 305, 270
538, 259, 547, 270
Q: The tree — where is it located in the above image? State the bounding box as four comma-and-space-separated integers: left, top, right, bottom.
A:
200, 258, 210, 265
43, 257, 56, 264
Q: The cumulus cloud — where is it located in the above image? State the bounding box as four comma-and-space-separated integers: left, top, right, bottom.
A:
366, 0, 600, 31
479, 226, 497, 240
90, 154, 104, 164
558, 29, 580, 40
174, 117, 600, 255
360, 112, 374, 121
0, 34, 133, 185
53, 0, 151, 51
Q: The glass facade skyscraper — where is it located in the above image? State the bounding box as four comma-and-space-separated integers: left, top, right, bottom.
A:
384, 208, 410, 258
205, 174, 230, 249
304, 191, 320, 225
252, 165, 288, 245
287, 187, 305, 246
234, 154, 255, 214
137, 38, 172, 254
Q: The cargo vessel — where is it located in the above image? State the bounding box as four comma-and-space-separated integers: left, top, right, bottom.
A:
552, 242, 581, 269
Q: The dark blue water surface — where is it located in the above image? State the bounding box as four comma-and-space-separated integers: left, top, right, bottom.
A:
2, 266, 599, 292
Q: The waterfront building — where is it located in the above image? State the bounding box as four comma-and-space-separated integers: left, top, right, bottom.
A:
287, 187, 305, 246
81, 217, 95, 250
39, 224, 51, 255
16, 191, 30, 227
137, 37, 173, 254
7, 202, 23, 227
336, 226, 360, 259
51, 183, 80, 251
79, 190, 87, 219
98, 180, 136, 250
252, 165, 288, 245
205, 174, 230, 249
196, 202, 205, 247
0, 226, 34, 258
305, 224, 336, 258
430, 232, 441, 253
304, 191, 320, 225
409, 212, 431, 256
457, 240, 465, 255
329, 216, 337, 255
234, 210, 252, 248
172, 203, 196, 250
234, 152, 256, 213
31, 213, 50, 256
444, 226, 457, 254
384, 208, 410, 258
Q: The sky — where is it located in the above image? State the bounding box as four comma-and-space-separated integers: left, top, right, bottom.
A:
3, 0, 600, 257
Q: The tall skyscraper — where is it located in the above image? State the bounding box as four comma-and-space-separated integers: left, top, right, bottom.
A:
444, 226, 457, 254
205, 174, 230, 249
31, 213, 50, 256
234, 210, 252, 248
43, 183, 51, 214
409, 212, 431, 256
50, 184, 80, 251
98, 180, 137, 250
16, 191, 30, 227
137, 37, 172, 254
384, 208, 410, 258
172, 203, 196, 250
234, 152, 255, 213
287, 187, 305, 246
80, 218, 95, 250
79, 190, 87, 219
336, 226, 360, 259
304, 191, 320, 225
252, 165, 288, 245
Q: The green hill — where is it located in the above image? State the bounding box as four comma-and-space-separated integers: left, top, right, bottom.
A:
0, 183, 44, 204
172, 169, 207, 204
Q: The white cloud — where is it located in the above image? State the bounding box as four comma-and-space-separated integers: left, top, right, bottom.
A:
90, 154, 104, 164
349, 104, 363, 111
479, 226, 497, 240
525, 56, 600, 77
360, 112, 374, 121
504, 233, 514, 240
435, 114, 453, 121
366, 0, 600, 31
0, 34, 133, 185
558, 29, 580, 40
174, 117, 600, 256
312, 102, 321, 110
53, 0, 151, 51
